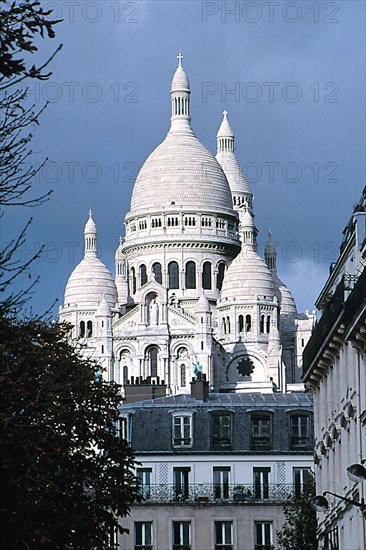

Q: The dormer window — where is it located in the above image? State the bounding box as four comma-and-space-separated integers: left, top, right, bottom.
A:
290, 413, 311, 449
172, 413, 193, 448
211, 412, 232, 449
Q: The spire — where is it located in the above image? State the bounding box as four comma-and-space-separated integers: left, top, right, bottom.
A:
84, 209, 97, 257
170, 52, 193, 135
239, 209, 258, 250
217, 110, 234, 152
215, 112, 253, 211
264, 230, 277, 271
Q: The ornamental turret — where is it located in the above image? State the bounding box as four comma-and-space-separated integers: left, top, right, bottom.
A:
216, 111, 253, 213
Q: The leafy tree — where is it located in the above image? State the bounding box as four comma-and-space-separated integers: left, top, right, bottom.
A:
276, 472, 318, 550
0, 315, 139, 549
0, 0, 62, 312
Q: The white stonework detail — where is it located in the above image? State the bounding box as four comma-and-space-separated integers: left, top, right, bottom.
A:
59, 57, 315, 394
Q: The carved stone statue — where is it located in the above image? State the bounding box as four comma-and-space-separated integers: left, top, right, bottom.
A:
149, 298, 159, 325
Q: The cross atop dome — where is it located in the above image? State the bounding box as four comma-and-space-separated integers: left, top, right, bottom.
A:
177, 51, 183, 66
217, 110, 234, 141
89, 209, 93, 219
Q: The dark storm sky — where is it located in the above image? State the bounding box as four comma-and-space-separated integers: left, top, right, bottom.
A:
2, 0, 365, 316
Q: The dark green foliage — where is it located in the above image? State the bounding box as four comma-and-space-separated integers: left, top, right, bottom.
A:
276, 472, 318, 550
0, 315, 138, 549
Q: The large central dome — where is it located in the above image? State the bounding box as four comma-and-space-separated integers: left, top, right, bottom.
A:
130, 55, 233, 215
131, 132, 233, 213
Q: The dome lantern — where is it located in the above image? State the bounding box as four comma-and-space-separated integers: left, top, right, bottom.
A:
84, 209, 97, 257
170, 52, 192, 135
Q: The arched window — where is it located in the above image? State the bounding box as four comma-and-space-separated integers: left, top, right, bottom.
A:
87, 320, 93, 338
217, 263, 225, 291
180, 364, 186, 387
123, 365, 128, 385
260, 315, 265, 333
185, 261, 196, 289
202, 261, 212, 290
238, 315, 244, 332
152, 262, 162, 284
130, 267, 136, 294
140, 264, 147, 286
168, 261, 179, 289
222, 318, 226, 335
79, 320, 85, 338
246, 314, 252, 332
149, 346, 158, 377
226, 316, 231, 334
266, 315, 271, 334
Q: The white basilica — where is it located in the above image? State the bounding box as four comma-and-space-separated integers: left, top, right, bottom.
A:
59, 55, 315, 395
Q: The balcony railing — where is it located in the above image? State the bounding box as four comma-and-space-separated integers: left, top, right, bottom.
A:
135, 483, 297, 504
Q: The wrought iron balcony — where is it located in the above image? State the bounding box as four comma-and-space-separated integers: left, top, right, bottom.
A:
134, 483, 297, 504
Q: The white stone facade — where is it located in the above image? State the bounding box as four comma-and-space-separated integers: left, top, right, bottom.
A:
59, 55, 315, 396
303, 187, 366, 548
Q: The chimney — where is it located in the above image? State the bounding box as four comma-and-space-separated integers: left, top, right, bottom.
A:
190, 372, 210, 401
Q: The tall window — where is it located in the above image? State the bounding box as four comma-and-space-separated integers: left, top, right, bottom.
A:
123, 365, 128, 385
260, 315, 265, 333
290, 414, 311, 449
148, 347, 158, 377
254, 522, 272, 550
202, 261, 212, 289
86, 320, 93, 338
136, 468, 152, 500
131, 267, 136, 294
213, 467, 230, 499
135, 521, 153, 550
172, 521, 191, 550
185, 261, 196, 289
173, 468, 190, 500
79, 320, 85, 337
211, 413, 232, 449
293, 467, 311, 498
180, 364, 186, 387
251, 415, 271, 450
245, 314, 252, 332
140, 264, 147, 286
168, 261, 179, 289
152, 262, 162, 284
266, 315, 271, 333
226, 316, 230, 333
214, 521, 233, 550
173, 415, 192, 447
238, 315, 244, 332
253, 467, 270, 499
217, 262, 225, 290
116, 415, 131, 444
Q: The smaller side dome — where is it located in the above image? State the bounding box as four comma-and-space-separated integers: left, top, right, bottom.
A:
273, 274, 297, 316
220, 247, 275, 301
64, 212, 118, 309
